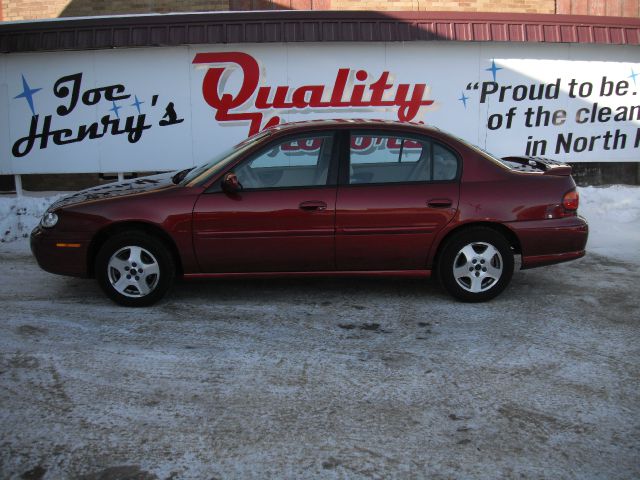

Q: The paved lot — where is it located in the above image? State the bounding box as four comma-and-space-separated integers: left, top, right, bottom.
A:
0, 247, 638, 479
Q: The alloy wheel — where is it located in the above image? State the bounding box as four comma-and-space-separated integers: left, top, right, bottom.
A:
452, 242, 503, 293
107, 245, 160, 298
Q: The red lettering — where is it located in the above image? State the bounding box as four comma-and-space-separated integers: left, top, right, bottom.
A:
193, 52, 435, 136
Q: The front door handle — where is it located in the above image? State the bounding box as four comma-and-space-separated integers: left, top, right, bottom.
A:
299, 200, 327, 211
427, 198, 453, 208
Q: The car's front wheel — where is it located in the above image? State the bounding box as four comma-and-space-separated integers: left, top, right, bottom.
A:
96, 231, 175, 307
438, 227, 514, 302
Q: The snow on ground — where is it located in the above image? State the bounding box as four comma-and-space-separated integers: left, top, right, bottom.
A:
1, 185, 639, 479
1, 185, 639, 262
1, 212, 639, 479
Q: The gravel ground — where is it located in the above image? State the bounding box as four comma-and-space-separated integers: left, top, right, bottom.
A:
0, 247, 638, 479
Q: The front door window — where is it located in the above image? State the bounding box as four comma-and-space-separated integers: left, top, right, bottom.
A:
235, 135, 334, 189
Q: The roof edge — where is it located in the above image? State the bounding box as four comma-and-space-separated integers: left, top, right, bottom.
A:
1, 10, 639, 53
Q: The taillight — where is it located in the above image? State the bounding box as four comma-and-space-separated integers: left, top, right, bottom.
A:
563, 190, 579, 211
545, 189, 579, 219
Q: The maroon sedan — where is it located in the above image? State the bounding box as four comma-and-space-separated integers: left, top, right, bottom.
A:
31, 120, 588, 306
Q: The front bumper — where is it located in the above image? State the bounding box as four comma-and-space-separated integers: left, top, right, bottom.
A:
30, 226, 92, 278
508, 215, 589, 269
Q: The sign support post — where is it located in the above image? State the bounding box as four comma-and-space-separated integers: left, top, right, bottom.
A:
14, 174, 22, 196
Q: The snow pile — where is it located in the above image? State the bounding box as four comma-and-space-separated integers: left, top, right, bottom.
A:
0, 186, 639, 263
578, 185, 640, 263
0, 193, 64, 244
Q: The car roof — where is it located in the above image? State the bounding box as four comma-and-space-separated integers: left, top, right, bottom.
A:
266, 119, 441, 135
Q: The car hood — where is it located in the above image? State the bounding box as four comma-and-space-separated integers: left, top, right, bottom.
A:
50, 172, 178, 210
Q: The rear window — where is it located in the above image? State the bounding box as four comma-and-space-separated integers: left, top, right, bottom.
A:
441, 131, 518, 170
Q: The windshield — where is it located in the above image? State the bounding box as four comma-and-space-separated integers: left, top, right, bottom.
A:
181, 129, 273, 185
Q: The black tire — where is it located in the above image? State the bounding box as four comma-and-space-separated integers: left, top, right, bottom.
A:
95, 231, 175, 307
438, 227, 514, 302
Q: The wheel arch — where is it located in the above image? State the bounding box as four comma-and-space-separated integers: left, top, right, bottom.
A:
431, 221, 522, 273
87, 221, 183, 278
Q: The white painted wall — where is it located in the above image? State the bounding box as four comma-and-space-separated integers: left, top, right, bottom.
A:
1, 41, 638, 174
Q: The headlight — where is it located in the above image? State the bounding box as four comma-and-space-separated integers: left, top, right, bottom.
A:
40, 212, 59, 228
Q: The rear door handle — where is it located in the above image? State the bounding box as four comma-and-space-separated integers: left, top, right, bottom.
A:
427, 198, 453, 208
299, 200, 327, 211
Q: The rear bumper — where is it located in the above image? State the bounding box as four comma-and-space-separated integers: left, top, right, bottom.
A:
30, 226, 91, 278
520, 249, 585, 269
508, 215, 588, 269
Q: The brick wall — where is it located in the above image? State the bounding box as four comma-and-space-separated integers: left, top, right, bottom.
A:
1, 0, 230, 21
332, 0, 554, 13
2, 0, 69, 21
63, 0, 229, 17
1, 0, 639, 23
228, 0, 331, 8
557, 0, 640, 16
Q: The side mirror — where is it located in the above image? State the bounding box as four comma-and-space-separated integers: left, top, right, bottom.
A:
222, 172, 243, 193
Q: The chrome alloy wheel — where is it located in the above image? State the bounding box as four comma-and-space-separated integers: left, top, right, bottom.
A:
452, 242, 503, 293
107, 246, 160, 298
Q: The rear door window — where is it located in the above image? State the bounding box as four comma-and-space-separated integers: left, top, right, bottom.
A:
348, 133, 458, 185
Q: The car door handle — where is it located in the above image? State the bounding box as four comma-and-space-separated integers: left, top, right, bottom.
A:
427, 198, 453, 208
299, 200, 327, 211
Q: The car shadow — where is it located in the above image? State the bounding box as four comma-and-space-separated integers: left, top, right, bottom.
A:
171, 275, 447, 303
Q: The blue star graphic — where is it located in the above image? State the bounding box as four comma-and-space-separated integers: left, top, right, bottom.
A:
629, 68, 639, 87
109, 101, 122, 119
485, 59, 503, 82
14, 74, 42, 116
458, 92, 469, 108
131, 95, 144, 114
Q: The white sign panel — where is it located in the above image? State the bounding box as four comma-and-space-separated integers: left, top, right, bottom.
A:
1, 42, 638, 174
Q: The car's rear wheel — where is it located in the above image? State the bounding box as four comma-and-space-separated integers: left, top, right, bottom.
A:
438, 227, 514, 302
96, 231, 175, 307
